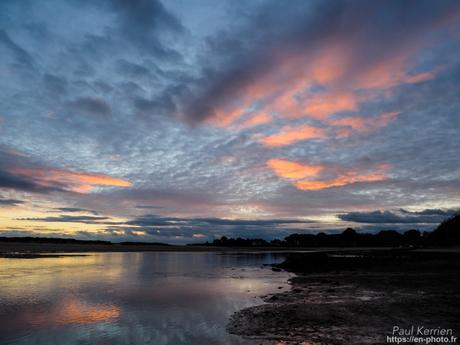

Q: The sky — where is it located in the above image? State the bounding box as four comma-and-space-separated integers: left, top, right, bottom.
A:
1, 0, 460, 243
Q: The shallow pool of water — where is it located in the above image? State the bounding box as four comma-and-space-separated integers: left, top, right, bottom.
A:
0, 252, 291, 345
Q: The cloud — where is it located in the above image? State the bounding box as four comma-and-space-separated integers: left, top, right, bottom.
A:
115, 59, 150, 77
18, 215, 114, 224
15, 212, 317, 241
127, 214, 314, 227
0, 149, 131, 194
331, 111, 400, 138
67, 97, 112, 117
294, 173, 387, 191
91, 187, 223, 216
267, 158, 390, 191
102, 0, 185, 59
7, 166, 131, 193
43, 73, 68, 95
0, 198, 23, 206
260, 125, 326, 147
400, 208, 459, 217
338, 208, 460, 224
0, 29, 35, 69
53, 207, 100, 215
0, 170, 54, 193
135, 205, 164, 210
283, 91, 360, 120
267, 159, 322, 179
115, 214, 318, 241
236, 113, 272, 130
178, 0, 459, 126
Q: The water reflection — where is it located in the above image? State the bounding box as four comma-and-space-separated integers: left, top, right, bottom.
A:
0, 252, 291, 345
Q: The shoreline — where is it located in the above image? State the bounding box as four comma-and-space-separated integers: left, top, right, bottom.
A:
0, 241, 422, 257
0, 242, 314, 256
227, 249, 460, 345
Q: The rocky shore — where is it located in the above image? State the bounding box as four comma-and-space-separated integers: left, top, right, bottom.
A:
227, 249, 460, 345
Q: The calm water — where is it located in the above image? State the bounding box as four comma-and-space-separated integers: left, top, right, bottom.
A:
0, 252, 291, 345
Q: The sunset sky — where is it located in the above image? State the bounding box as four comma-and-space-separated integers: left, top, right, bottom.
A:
1, 0, 459, 243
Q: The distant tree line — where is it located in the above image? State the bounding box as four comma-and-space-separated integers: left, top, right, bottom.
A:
193, 214, 460, 247
0, 237, 170, 246
0, 236, 111, 245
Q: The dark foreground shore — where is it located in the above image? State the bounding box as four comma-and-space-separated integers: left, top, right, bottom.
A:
227, 249, 460, 345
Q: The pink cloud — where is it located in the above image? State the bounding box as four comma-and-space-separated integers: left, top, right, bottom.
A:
267, 158, 390, 191
7, 166, 132, 193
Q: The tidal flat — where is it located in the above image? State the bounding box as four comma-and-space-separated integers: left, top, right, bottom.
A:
227, 249, 460, 345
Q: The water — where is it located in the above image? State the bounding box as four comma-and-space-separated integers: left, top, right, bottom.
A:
0, 252, 291, 345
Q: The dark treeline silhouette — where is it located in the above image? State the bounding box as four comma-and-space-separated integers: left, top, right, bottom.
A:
0, 237, 171, 246
0, 236, 112, 245
194, 214, 460, 247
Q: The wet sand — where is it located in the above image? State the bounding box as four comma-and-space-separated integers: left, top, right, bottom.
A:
227, 249, 460, 345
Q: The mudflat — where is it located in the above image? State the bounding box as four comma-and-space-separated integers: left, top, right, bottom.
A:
227, 249, 460, 345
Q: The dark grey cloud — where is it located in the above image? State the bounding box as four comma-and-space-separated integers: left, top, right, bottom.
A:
16, 211, 317, 241
43, 73, 68, 95
105, 224, 316, 243
93, 0, 186, 60
400, 208, 458, 217
127, 214, 314, 227
0, 169, 57, 193
0, 150, 68, 193
18, 215, 114, 224
53, 207, 99, 215
338, 208, 459, 224
0, 29, 35, 69
0, 198, 23, 206
66, 97, 112, 117
0, 148, 130, 195
133, 96, 169, 114
108, 0, 184, 34
135, 205, 164, 210
116, 59, 151, 77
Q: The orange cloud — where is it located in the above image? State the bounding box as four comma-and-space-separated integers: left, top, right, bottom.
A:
260, 125, 325, 147
237, 112, 272, 129
200, 35, 441, 129
370, 111, 400, 129
332, 111, 400, 137
206, 107, 245, 127
267, 158, 322, 179
267, 158, 389, 191
353, 54, 443, 90
295, 171, 387, 191
302, 91, 359, 119
8, 166, 132, 193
